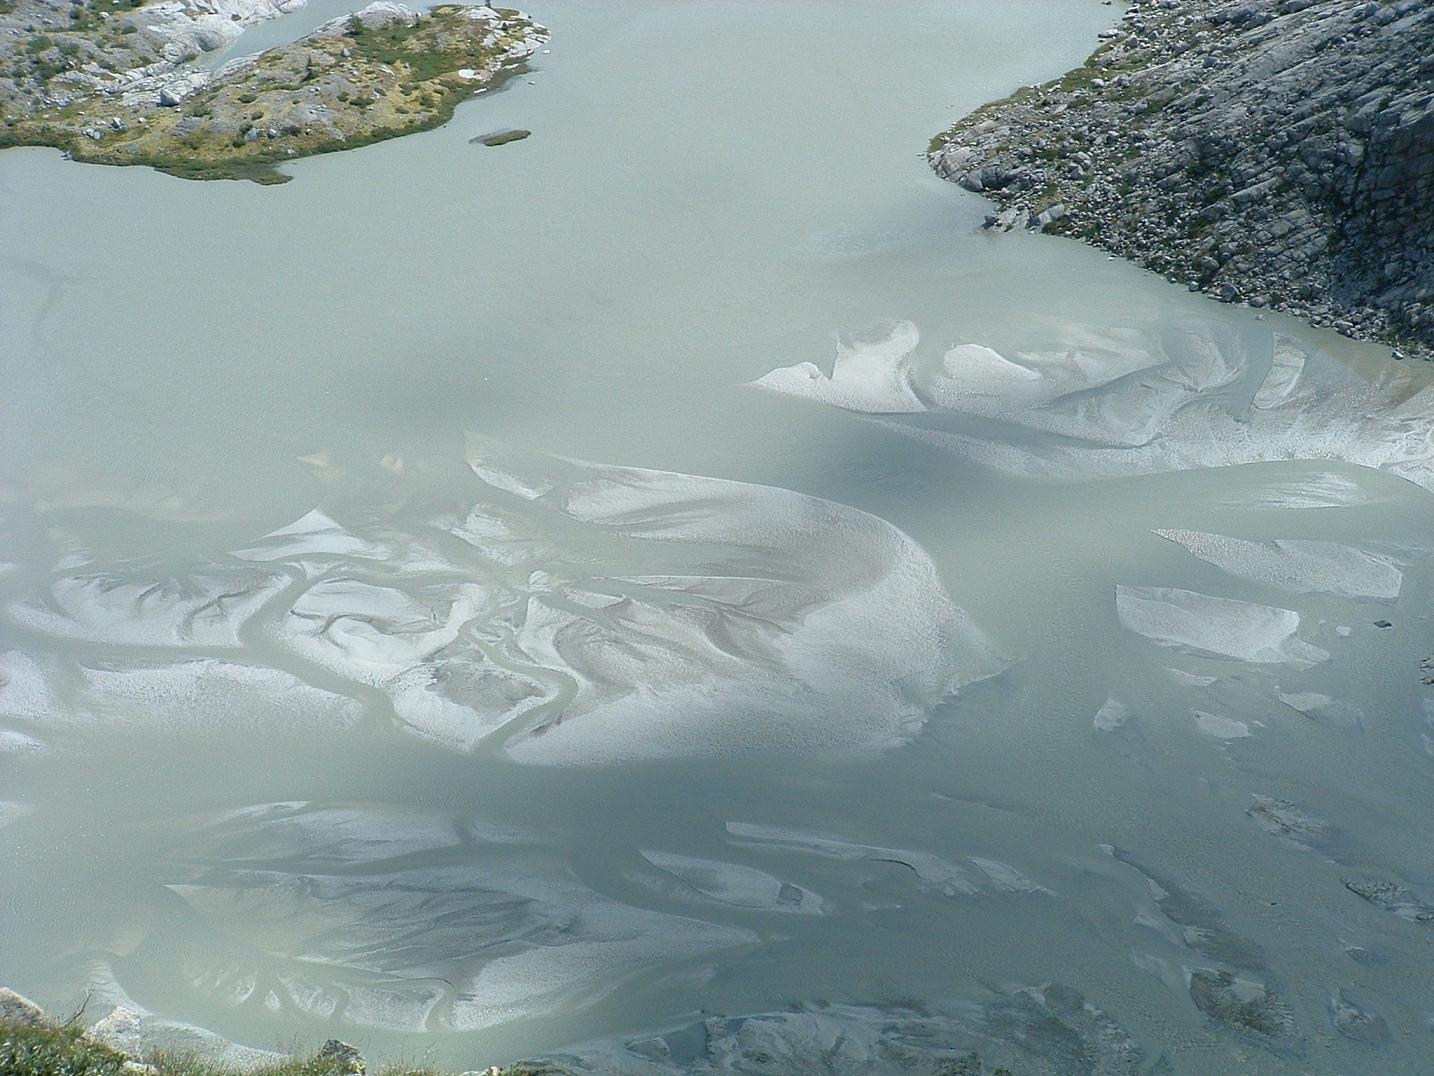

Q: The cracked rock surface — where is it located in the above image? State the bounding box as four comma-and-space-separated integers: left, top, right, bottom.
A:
930, 0, 1434, 358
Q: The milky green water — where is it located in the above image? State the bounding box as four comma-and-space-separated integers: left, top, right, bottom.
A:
3, 2, 1434, 1072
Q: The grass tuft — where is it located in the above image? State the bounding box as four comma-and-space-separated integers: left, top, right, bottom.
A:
1, 1022, 130, 1076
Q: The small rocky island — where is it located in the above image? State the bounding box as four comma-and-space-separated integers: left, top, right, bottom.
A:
930, 0, 1434, 358
0, 0, 547, 182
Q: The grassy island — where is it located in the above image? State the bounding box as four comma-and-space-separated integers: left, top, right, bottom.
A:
0, 0, 547, 182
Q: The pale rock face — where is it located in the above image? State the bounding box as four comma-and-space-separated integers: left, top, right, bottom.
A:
78, 987, 286, 1071
87, 1006, 146, 1052
151, 74, 209, 108
0, 987, 47, 1025
139, 0, 310, 69
315, 1, 419, 34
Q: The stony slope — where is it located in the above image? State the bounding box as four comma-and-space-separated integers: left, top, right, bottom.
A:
929, 0, 1434, 358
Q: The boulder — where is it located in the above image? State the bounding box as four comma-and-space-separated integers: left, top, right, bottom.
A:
317, 1039, 366, 1074
87, 1006, 145, 1053
0, 988, 47, 1026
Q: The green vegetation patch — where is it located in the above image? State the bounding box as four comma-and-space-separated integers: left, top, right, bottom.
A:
1, 1021, 130, 1076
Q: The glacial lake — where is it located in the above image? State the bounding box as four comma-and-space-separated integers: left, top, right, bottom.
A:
3, 1, 1434, 1071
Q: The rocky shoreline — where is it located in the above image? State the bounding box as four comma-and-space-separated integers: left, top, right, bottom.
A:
0, 0, 546, 182
929, 0, 1434, 360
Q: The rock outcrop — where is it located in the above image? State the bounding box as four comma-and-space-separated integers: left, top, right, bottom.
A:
930, 0, 1434, 358
0, 0, 308, 119
0, 989, 47, 1027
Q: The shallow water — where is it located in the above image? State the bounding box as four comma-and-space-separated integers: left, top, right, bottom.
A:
3, 1, 1434, 1072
